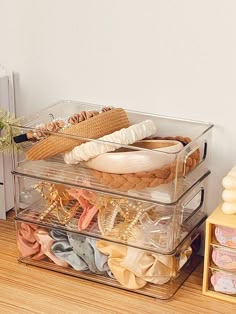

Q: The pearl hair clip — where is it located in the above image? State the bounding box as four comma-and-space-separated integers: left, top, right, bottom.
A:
33, 182, 79, 224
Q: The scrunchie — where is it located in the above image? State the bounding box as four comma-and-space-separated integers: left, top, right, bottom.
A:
17, 223, 45, 260
96, 240, 147, 289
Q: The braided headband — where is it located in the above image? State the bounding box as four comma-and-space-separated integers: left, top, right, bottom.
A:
63, 120, 157, 164
90, 136, 200, 191
84, 140, 184, 174
26, 108, 130, 160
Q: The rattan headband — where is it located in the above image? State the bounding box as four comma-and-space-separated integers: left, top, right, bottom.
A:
63, 120, 157, 164
90, 136, 200, 191
14, 107, 114, 144
84, 140, 184, 174
26, 108, 130, 160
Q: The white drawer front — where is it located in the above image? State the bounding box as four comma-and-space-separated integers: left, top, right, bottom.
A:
0, 184, 6, 219
0, 153, 3, 182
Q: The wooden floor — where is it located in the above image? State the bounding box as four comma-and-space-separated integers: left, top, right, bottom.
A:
0, 212, 235, 314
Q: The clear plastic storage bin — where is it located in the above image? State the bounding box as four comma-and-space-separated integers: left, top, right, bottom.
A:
14, 171, 209, 254
15, 219, 202, 300
11, 100, 213, 204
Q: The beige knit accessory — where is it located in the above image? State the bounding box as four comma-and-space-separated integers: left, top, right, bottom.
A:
84, 139, 183, 174
91, 136, 200, 191
26, 108, 130, 160
63, 120, 157, 164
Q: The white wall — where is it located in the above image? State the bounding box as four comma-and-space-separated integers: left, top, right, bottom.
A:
1, 0, 236, 212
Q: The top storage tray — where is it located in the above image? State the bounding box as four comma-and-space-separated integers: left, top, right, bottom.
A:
11, 100, 213, 204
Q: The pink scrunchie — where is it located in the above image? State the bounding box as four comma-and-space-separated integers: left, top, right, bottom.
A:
17, 223, 45, 260
17, 223, 68, 267
34, 229, 68, 267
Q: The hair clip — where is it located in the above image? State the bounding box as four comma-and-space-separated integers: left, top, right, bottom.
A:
66, 188, 98, 231
96, 196, 154, 241
33, 182, 79, 224
139, 212, 172, 249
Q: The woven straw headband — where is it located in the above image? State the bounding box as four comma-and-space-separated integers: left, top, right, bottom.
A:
26, 108, 130, 160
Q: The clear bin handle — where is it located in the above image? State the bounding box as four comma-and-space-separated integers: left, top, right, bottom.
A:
183, 140, 208, 177
181, 187, 205, 225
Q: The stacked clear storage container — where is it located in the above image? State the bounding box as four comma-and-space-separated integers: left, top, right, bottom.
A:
11, 101, 213, 299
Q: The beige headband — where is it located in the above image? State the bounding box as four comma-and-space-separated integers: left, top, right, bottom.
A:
84, 140, 184, 174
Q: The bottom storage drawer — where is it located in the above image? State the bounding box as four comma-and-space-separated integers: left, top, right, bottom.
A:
209, 268, 236, 296
15, 219, 202, 300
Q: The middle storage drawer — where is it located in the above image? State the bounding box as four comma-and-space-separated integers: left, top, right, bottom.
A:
14, 171, 209, 254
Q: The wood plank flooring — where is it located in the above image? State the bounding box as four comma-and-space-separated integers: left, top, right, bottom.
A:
0, 211, 235, 314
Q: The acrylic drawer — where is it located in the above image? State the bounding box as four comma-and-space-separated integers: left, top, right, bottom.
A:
204, 268, 236, 303
211, 245, 236, 272
15, 219, 202, 300
11, 100, 213, 204
212, 225, 236, 249
14, 172, 208, 254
